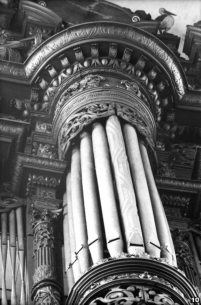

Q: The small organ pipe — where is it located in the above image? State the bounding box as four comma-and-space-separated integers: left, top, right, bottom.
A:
63, 192, 74, 290
139, 141, 173, 264
123, 124, 160, 257
92, 122, 124, 256
106, 115, 144, 254
9, 209, 17, 305
71, 147, 90, 272
1, 212, 8, 305
16, 207, 26, 305
66, 171, 81, 281
80, 131, 104, 263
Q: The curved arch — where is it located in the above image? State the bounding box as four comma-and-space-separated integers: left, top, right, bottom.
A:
25, 21, 187, 100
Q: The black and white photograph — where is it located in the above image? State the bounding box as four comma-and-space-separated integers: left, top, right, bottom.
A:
0, 0, 201, 304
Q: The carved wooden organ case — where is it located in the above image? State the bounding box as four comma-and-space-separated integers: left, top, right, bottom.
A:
0, 12, 201, 305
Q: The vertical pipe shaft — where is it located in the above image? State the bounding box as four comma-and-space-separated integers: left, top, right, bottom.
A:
66, 171, 81, 282
123, 124, 160, 257
106, 116, 144, 254
80, 131, 104, 263
139, 141, 173, 264
92, 122, 124, 256
1, 212, 8, 305
9, 209, 17, 305
16, 206, 26, 305
63, 192, 74, 290
71, 147, 90, 273
164, 216, 177, 266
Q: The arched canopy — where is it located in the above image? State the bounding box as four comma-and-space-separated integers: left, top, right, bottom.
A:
25, 21, 187, 101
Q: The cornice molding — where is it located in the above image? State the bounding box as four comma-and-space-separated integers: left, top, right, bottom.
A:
1, 22, 187, 100
0, 118, 29, 152
10, 153, 67, 195
155, 176, 201, 192
26, 22, 187, 99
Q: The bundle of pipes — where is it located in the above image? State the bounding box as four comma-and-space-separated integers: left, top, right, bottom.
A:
0, 200, 26, 305
62, 115, 177, 289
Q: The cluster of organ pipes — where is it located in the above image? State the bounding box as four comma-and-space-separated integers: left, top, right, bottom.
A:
0, 205, 26, 305
63, 115, 177, 290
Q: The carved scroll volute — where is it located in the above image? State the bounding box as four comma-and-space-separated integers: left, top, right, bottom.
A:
31, 205, 62, 305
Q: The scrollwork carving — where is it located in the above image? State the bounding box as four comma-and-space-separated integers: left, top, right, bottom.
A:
88, 285, 181, 305
33, 286, 60, 305
53, 74, 106, 119
59, 102, 115, 159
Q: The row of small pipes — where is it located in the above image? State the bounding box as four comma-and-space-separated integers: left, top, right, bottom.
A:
0, 205, 26, 305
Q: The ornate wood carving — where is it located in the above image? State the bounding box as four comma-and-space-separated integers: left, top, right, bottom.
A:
67, 253, 199, 305
31, 198, 62, 305
10, 153, 66, 195
88, 284, 182, 305
24, 22, 186, 101
25, 174, 60, 197
57, 94, 156, 160
32, 142, 58, 159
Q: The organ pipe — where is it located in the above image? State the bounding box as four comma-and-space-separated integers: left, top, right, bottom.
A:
80, 131, 104, 263
139, 140, 173, 264
71, 147, 90, 272
123, 123, 160, 257
1, 212, 8, 305
63, 192, 74, 290
106, 115, 144, 254
66, 171, 81, 281
9, 209, 17, 305
92, 122, 124, 256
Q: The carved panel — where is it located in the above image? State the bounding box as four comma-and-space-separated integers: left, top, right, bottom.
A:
35, 122, 52, 134
32, 142, 58, 159
36, 189, 56, 199
171, 230, 196, 281
161, 194, 190, 217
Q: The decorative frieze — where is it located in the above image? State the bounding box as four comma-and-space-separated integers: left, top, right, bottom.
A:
26, 174, 60, 197
10, 153, 66, 195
